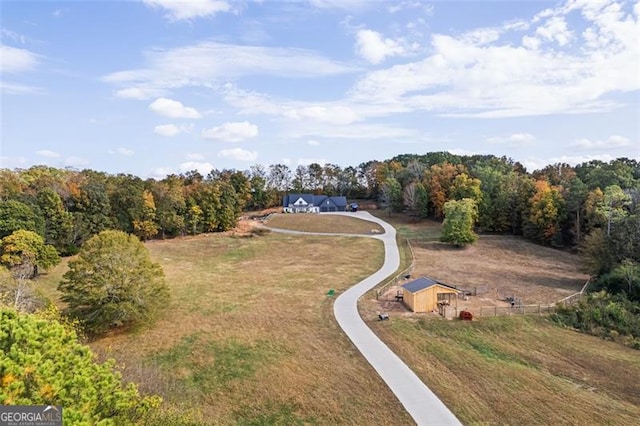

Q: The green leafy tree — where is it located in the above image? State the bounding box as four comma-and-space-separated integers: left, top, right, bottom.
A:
0, 230, 60, 278
565, 177, 588, 244
215, 181, 242, 231
441, 198, 478, 246
0, 308, 161, 423
595, 185, 631, 237
150, 176, 186, 238
35, 188, 74, 254
58, 230, 169, 336
67, 170, 114, 246
605, 260, 640, 302
450, 173, 482, 204
0, 200, 44, 239
382, 177, 403, 214
414, 182, 430, 219
186, 205, 203, 235
475, 167, 512, 232
108, 174, 146, 233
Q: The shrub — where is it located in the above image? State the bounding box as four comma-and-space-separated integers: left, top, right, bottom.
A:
58, 230, 169, 336
551, 291, 640, 348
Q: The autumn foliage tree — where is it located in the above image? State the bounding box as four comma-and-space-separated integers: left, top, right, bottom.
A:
0, 230, 60, 278
526, 180, 566, 245
58, 230, 169, 336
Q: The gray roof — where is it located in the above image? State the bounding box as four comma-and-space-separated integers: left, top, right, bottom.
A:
401, 277, 457, 293
283, 194, 347, 208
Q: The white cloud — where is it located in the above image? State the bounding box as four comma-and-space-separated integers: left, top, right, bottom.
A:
1, 29, 28, 45
1, 45, 38, 73
307, 140, 320, 146
103, 41, 358, 94
116, 147, 135, 156
348, 1, 640, 118
523, 154, 617, 172
36, 150, 60, 158
149, 98, 201, 119
116, 87, 162, 100
218, 148, 258, 162
143, 0, 231, 21
309, 0, 370, 10
150, 167, 175, 179
0, 156, 27, 169
355, 29, 407, 64
64, 156, 89, 167
284, 122, 417, 140
154, 124, 180, 137
281, 158, 291, 166
202, 121, 258, 142
283, 105, 359, 125
185, 153, 205, 160
179, 161, 214, 174
462, 28, 501, 46
486, 133, 536, 145
297, 157, 326, 166
535, 16, 573, 46
388, 1, 432, 15
570, 135, 631, 150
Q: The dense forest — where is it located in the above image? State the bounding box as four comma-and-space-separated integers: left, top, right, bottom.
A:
0, 153, 639, 304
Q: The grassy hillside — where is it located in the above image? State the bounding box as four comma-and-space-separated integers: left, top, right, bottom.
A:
370, 315, 640, 425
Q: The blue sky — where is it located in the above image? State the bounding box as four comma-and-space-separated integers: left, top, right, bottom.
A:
1, 0, 639, 178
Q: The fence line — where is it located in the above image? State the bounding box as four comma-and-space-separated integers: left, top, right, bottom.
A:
477, 304, 558, 317
475, 278, 593, 318
556, 278, 592, 306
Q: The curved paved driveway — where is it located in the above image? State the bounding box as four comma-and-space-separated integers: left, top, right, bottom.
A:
268, 211, 461, 426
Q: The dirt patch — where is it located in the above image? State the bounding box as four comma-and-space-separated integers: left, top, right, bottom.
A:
364, 235, 589, 319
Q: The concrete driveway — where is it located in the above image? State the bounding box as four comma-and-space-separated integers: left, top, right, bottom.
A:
268, 211, 462, 425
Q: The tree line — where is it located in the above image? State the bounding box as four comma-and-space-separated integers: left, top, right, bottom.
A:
0, 153, 638, 294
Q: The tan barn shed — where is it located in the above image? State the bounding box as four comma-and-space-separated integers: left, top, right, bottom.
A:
401, 277, 459, 313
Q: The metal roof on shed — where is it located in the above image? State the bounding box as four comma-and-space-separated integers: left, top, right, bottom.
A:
401, 277, 456, 293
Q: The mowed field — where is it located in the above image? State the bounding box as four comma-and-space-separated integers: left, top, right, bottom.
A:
266, 213, 384, 234
369, 316, 640, 425
36, 225, 412, 424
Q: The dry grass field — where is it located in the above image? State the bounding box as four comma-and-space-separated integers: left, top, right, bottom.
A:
369, 316, 640, 425
266, 213, 384, 234
361, 212, 640, 425
32, 212, 640, 425
35, 227, 412, 424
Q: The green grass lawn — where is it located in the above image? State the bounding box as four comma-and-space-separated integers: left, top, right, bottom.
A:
266, 213, 384, 234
